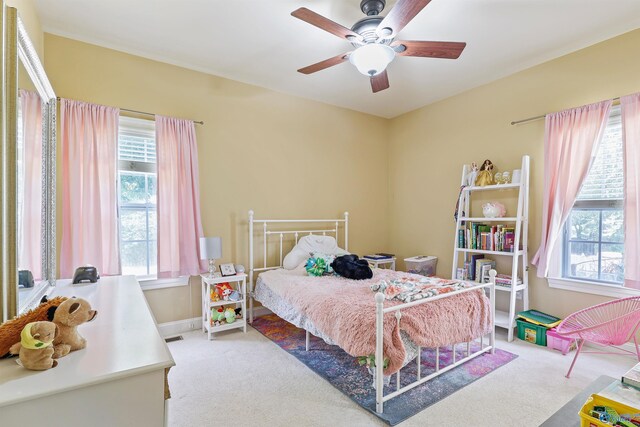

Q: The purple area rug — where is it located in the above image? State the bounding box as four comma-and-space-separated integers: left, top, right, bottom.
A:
252, 314, 517, 425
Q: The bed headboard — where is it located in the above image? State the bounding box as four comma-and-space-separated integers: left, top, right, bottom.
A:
248, 210, 349, 289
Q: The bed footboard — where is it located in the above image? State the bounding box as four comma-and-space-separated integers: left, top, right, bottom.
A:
374, 270, 496, 414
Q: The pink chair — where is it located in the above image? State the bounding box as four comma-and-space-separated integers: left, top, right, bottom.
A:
556, 296, 640, 378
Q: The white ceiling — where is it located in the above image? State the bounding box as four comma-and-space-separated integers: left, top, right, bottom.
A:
34, 0, 640, 118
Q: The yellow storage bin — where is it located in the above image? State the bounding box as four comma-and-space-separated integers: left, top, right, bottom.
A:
579, 393, 640, 427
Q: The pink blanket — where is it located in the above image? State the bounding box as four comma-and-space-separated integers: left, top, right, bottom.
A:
258, 268, 492, 375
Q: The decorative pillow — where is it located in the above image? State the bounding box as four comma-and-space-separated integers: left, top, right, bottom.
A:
282, 235, 348, 270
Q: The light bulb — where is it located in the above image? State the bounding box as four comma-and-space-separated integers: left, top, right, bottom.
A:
349, 44, 395, 76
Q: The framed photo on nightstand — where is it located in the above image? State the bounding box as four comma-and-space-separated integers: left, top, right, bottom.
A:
220, 263, 237, 277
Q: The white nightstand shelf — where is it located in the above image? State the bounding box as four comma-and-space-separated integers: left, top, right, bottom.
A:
365, 257, 396, 270
201, 273, 247, 340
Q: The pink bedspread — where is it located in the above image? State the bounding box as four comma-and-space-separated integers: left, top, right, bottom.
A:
257, 268, 492, 375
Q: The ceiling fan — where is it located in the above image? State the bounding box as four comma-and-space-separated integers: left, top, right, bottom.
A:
292, 0, 466, 93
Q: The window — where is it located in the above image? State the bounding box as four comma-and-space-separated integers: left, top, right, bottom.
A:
562, 107, 624, 285
117, 117, 157, 279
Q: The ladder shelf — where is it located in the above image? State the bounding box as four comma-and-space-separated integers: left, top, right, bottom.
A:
452, 155, 530, 342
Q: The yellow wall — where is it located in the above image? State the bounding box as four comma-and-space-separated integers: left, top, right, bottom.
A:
6, 0, 43, 59
388, 28, 640, 319
43, 27, 640, 324
43, 34, 390, 323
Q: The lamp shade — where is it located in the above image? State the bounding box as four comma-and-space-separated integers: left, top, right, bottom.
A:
349, 44, 395, 76
199, 237, 222, 260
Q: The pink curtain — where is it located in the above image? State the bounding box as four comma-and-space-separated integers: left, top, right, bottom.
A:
18, 90, 43, 279
156, 115, 206, 278
621, 93, 640, 289
532, 100, 612, 277
60, 99, 120, 278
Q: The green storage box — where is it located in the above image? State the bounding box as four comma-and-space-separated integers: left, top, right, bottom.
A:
516, 319, 547, 346
517, 309, 561, 328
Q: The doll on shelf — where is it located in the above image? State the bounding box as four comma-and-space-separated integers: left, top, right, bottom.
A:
466, 162, 479, 186
475, 159, 495, 186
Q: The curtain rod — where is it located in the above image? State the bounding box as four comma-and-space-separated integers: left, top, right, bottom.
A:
510, 97, 621, 126
56, 97, 204, 125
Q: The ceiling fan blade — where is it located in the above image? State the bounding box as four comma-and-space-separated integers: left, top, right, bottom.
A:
292, 8, 363, 42
392, 40, 466, 59
376, 0, 432, 38
297, 52, 351, 75
370, 70, 390, 93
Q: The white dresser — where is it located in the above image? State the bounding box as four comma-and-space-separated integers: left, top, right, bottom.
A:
0, 276, 175, 426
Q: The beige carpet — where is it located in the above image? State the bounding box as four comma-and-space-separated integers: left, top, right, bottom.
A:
166, 323, 633, 426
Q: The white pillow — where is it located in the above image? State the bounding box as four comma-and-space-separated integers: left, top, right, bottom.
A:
282, 235, 348, 270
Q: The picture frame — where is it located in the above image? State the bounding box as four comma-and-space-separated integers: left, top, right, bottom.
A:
220, 263, 237, 277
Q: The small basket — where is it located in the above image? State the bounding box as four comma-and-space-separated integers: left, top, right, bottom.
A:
547, 327, 576, 355
579, 393, 640, 427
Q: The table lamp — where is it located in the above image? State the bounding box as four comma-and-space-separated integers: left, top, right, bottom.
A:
200, 236, 222, 277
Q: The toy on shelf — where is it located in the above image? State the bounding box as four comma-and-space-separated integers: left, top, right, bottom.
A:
9, 321, 58, 370
228, 290, 241, 302
210, 287, 220, 302
216, 283, 233, 300
475, 159, 495, 186
225, 307, 236, 324
235, 308, 242, 319
52, 297, 98, 359
465, 162, 478, 186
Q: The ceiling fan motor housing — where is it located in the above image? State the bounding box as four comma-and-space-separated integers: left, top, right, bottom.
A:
351, 16, 393, 46
360, 0, 385, 16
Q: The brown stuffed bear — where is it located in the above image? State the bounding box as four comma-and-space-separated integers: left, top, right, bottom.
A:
0, 296, 67, 357
52, 297, 98, 359
9, 321, 59, 370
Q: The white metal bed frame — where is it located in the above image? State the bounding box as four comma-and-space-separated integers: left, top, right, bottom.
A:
248, 210, 496, 414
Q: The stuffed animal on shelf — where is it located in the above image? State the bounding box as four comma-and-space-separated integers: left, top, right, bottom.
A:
210, 288, 220, 302
0, 296, 67, 357
215, 306, 226, 323
216, 283, 233, 301
224, 307, 236, 324
228, 290, 241, 302
234, 307, 242, 319
9, 321, 59, 370
52, 297, 98, 359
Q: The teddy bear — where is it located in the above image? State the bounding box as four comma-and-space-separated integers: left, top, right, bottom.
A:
9, 321, 59, 370
52, 297, 98, 359
0, 296, 67, 357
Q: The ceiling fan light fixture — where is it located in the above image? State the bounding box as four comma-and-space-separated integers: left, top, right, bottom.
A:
349, 43, 395, 76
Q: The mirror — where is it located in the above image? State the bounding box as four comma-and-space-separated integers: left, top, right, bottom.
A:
2, 6, 56, 320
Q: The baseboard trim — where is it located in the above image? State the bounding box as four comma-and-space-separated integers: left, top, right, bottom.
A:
158, 307, 273, 338
158, 317, 200, 338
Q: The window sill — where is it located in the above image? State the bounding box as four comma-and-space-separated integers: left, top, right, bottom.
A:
548, 277, 639, 298
139, 276, 189, 291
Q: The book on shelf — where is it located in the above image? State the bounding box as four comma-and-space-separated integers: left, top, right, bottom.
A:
469, 254, 483, 280
622, 363, 640, 390
494, 274, 523, 287
474, 259, 495, 282
463, 222, 517, 252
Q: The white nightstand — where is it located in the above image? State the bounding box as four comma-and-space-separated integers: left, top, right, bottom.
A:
364, 257, 396, 270
201, 273, 247, 340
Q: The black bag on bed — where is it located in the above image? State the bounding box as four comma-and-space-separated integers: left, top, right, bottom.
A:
331, 255, 373, 280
